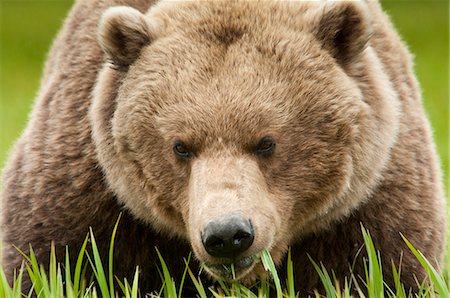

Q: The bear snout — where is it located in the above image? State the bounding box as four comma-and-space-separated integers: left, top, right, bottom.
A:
201, 215, 254, 259
187, 156, 281, 280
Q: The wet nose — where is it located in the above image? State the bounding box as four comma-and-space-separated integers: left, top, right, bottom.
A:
201, 215, 254, 258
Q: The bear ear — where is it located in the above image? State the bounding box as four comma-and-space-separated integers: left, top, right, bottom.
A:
98, 6, 154, 69
311, 1, 372, 66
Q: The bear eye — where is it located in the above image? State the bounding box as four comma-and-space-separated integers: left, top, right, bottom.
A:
173, 141, 192, 159
254, 136, 276, 156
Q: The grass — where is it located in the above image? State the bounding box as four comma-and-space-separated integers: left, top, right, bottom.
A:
0, 223, 449, 297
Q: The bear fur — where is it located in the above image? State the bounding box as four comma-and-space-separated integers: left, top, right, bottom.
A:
1, 0, 446, 295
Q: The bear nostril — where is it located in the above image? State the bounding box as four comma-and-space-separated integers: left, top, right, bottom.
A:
233, 231, 251, 246
201, 215, 254, 258
206, 235, 225, 250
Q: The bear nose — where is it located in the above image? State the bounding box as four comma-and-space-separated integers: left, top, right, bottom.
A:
201, 215, 254, 258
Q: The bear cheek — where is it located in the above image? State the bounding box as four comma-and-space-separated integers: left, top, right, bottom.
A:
186, 157, 281, 264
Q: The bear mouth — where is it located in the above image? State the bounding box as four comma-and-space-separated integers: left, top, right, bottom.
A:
204, 255, 256, 280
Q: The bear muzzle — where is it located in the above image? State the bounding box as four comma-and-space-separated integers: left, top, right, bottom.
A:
187, 156, 279, 280
198, 214, 265, 280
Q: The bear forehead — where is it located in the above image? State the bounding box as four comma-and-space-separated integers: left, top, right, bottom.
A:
147, 0, 316, 42
121, 41, 342, 142
154, 93, 288, 146
119, 52, 354, 147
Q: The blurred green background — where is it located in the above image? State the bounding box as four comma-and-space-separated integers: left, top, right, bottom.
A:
0, 0, 448, 193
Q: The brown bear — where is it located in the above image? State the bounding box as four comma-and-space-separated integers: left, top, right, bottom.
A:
1, 0, 446, 295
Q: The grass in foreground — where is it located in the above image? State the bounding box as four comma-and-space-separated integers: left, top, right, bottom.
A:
0, 223, 449, 298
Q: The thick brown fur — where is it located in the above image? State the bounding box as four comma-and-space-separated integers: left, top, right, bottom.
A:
1, 0, 446, 295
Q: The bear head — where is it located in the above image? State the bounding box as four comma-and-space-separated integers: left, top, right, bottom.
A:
90, 0, 400, 282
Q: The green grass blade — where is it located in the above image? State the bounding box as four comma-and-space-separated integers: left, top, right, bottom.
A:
342, 278, 352, 298
83, 281, 95, 298
131, 266, 139, 298
390, 261, 406, 298
260, 249, 282, 298
89, 228, 110, 298
24, 263, 37, 294
113, 278, 128, 298
0, 264, 7, 297
217, 278, 231, 296
0, 262, 17, 297
402, 234, 449, 297
444, 254, 450, 289
157, 281, 165, 298
27, 246, 44, 295
209, 287, 223, 298
115, 276, 127, 296
13, 265, 24, 297
57, 264, 64, 297
231, 280, 241, 297
74, 234, 89, 296
259, 275, 270, 298
350, 272, 367, 298
124, 278, 131, 298
65, 246, 74, 298
184, 259, 207, 298
361, 226, 384, 297
13, 245, 32, 264
155, 247, 177, 298
286, 248, 296, 298
109, 214, 122, 298
92, 286, 98, 298
347, 244, 364, 292
178, 253, 191, 298
39, 264, 51, 297
49, 242, 58, 296
308, 255, 336, 298
231, 263, 236, 280
240, 284, 258, 298
81, 261, 90, 297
